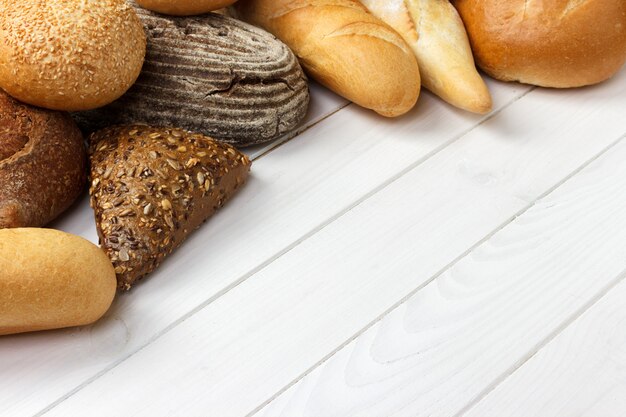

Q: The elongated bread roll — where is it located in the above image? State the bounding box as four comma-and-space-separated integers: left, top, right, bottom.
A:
0, 228, 116, 336
361, 0, 492, 114
233, 0, 421, 117
137, 0, 237, 15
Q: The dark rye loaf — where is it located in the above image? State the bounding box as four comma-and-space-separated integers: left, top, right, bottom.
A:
74, 8, 309, 147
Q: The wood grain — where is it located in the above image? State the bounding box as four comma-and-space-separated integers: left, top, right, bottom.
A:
259, 138, 626, 417
0, 79, 522, 417
37, 71, 626, 417
465, 275, 626, 417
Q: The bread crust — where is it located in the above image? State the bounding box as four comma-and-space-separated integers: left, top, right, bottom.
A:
137, 0, 237, 15
454, 0, 626, 87
233, 0, 421, 117
89, 125, 251, 290
0, 228, 116, 336
0, 0, 146, 110
74, 10, 310, 147
0, 90, 86, 229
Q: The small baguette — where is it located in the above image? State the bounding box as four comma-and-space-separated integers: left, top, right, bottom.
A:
361, 0, 492, 114
233, 0, 421, 117
136, 0, 237, 15
0, 228, 116, 336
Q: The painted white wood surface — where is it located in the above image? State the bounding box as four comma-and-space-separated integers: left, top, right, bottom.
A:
0, 78, 524, 416
259, 138, 626, 417
38, 71, 626, 417
464, 277, 626, 417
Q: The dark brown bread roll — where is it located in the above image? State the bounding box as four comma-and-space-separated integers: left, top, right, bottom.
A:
0, 91, 86, 228
89, 125, 251, 290
75, 9, 309, 147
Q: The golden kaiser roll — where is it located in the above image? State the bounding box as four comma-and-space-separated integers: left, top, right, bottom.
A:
136, 0, 238, 15
0, 228, 116, 336
453, 0, 626, 88
0, 0, 146, 111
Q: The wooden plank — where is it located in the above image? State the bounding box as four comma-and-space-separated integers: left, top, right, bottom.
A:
245, 82, 350, 160
464, 275, 626, 417
40, 71, 626, 417
0, 80, 524, 417
259, 138, 626, 417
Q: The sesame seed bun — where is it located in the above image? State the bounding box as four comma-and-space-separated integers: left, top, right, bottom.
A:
0, 0, 147, 111
135, 0, 238, 16
453, 0, 626, 88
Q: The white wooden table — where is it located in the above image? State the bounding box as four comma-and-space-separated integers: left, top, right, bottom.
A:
2, 68, 626, 417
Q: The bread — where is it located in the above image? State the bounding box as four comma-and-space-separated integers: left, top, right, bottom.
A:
0, 90, 86, 229
233, 0, 421, 117
0, 0, 146, 111
137, 0, 238, 15
74, 9, 309, 147
0, 228, 116, 336
453, 0, 626, 88
361, 0, 492, 114
89, 125, 251, 290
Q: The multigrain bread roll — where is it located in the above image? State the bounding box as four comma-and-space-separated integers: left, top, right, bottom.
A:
75, 9, 309, 147
453, 0, 626, 88
233, 0, 421, 117
0, 91, 86, 229
361, 0, 492, 114
0, 228, 116, 336
0, 0, 146, 111
89, 125, 251, 290
137, 0, 238, 15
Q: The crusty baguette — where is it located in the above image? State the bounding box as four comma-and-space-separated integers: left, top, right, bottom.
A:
0, 90, 86, 229
233, 0, 421, 117
0, 228, 116, 336
453, 0, 626, 88
136, 0, 237, 15
361, 0, 492, 114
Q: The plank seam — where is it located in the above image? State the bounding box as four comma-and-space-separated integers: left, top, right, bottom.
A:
252, 102, 352, 161
247, 131, 626, 417
455, 267, 626, 417
34, 86, 533, 417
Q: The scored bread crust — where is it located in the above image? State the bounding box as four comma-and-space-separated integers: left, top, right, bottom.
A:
0, 90, 86, 228
453, 0, 626, 88
233, 0, 421, 117
136, 0, 238, 15
74, 9, 310, 147
89, 125, 251, 290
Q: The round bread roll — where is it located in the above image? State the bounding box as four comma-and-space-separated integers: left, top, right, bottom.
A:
453, 0, 626, 88
74, 10, 309, 147
0, 90, 87, 229
0, 0, 146, 111
0, 228, 116, 336
136, 0, 237, 15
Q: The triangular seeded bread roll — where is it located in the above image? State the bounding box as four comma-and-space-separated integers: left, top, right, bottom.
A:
361, 0, 492, 114
89, 125, 251, 290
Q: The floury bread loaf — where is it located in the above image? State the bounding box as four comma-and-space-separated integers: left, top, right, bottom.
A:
453, 0, 626, 88
361, 0, 492, 114
75, 8, 309, 147
233, 0, 421, 117
0, 228, 116, 336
